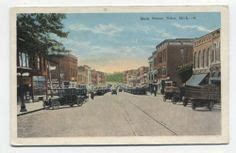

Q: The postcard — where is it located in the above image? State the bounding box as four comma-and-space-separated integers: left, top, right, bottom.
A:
11, 6, 229, 145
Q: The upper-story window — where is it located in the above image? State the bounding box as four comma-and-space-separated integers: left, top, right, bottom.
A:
198, 51, 201, 68
37, 56, 41, 70
211, 44, 216, 63
206, 48, 210, 67
202, 49, 205, 68
193, 52, 197, 68
18, 52, 29, 68
180, 49, 184, 61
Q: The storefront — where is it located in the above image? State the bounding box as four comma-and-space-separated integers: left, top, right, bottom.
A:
32, 76, 47, 100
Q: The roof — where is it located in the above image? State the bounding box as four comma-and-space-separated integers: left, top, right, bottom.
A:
155, 38, 195, 50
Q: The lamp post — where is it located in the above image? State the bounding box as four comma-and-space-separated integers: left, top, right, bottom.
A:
18, 72, 30, 112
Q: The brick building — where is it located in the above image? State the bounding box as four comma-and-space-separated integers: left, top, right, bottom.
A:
91, 69, 98, 86
123, 69, 137, 86
97, 71, 106, 85
48, 53, 78, 88
186, 28, 221, 87
17, 52, 48, 101
123, 66, 149, 87
137, 66, 149, 86
148, 50, 158, 86
77, 65, 92, 85
149, 38, 194, 93
90, 70, 106, 86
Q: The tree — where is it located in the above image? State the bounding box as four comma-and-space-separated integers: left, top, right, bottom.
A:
106, 72, 123, 83
17, 13, 69, 56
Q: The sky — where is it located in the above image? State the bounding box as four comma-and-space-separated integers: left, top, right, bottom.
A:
56, 12, 220, 73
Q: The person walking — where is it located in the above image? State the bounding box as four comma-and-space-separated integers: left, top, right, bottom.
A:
90, 91, 94, 100
153, 84, 157, 96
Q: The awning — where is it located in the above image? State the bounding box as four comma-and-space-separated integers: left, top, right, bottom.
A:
186, 74, 208, 87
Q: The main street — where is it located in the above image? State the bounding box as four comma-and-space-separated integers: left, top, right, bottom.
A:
18, 92, 221, 137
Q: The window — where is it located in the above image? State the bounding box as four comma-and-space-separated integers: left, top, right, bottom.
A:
202, 49, 205, 68
194, 52, 197, 68
211, 46, 215, 63
180, 49, 184, 61
198, 51, 201, 68
216, 41, 220, 62
18, 52, 29, 68
37, 56, 40, 70
206, 48, 209, 66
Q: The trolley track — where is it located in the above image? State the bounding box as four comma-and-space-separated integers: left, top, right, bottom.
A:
125, 97, 178, 136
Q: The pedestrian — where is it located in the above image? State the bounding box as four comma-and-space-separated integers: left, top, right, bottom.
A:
90, 91, 94, 100
153, 84, 157, 96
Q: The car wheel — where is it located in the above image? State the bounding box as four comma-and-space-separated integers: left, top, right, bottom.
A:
208, 101, 214, 111
171, 97, 177, 104
163, 96, 166, 102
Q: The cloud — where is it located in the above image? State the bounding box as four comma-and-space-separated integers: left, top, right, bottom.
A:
172, 23, 212, 33
128, 25, 176, 39
61, 38, 152, 72
68, 23, 123, 36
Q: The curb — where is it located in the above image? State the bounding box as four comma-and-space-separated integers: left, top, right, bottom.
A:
17, 107, 44, 116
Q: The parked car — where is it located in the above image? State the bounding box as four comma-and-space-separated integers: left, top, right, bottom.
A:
163, 86, 180, 103
43, 88, 82, 109
95, 88, 106, 96
111, 89, 117, 95
183, 85, 220, 110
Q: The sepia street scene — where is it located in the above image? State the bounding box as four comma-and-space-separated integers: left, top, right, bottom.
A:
17, 12, 221, 137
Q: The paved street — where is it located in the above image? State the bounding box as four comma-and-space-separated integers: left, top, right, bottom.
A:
18, 92, 221, 137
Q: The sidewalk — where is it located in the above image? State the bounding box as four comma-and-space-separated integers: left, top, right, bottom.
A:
17, 101, 44, 116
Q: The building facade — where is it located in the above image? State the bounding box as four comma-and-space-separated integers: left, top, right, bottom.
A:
187, 28, 221, 87
151, 38, 194, 93
148, 51, 158, 85
17, 52, 48, 101
137, 66, 149, 86
96, 71, 106, 85
77, 65, 92, 86
48, 53, 78, 88
123, 66, 149, 87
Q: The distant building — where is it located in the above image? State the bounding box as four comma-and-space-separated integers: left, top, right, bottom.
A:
91, 69, 98, 86
148, 51, 158, 86
96, 71, 106, 85
123, 69, 137, 87
149, 38, 194, 93
186, 28, 221, 87
123, 66, 149, 87
77, 65, 92, 86
137, 66, 149, 86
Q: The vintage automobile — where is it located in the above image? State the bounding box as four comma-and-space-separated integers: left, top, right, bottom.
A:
163, 86, 181, 103
111, 89, 117, 95
183, 85, 220, 110
43, 88, 87, 110
76, 87, 89, 105
162, 80, 181, 103
95, 87, 106, 96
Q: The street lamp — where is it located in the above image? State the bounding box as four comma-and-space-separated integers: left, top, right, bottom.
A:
18, 72, 30, 112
